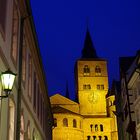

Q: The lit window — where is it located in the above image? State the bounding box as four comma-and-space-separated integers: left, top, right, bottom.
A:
95, 66, 101, 76
63, 118, 68, 127
97, 85, 104, 90
95, 124, 98, 131
99, 136, 102, 140
8, 99, 15, 140
97, 85, 100, 90
100, 124, 103, 131
104, 136, 108, 140
101, 85, 104, 90
83, 84, 91, 90
83, 65, 90, 76
87, 136, 90, 140
90, 124, 93, 132
73, 119, 77, 128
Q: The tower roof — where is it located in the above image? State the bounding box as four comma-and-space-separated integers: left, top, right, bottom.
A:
82, 29, 98, 58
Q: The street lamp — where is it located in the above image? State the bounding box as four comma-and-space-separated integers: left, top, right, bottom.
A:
0, 69, 16, 98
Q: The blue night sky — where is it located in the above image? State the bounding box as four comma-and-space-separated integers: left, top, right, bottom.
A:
30, 0, 140, 99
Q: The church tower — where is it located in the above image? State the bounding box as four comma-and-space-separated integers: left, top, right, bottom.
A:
75, 29, 108, 116
50, 28, 118, 140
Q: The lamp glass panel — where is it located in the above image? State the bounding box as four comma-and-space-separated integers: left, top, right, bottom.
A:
1, 73, 16, 91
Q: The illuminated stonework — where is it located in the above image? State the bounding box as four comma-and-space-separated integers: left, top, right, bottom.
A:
50, 30, 118, 140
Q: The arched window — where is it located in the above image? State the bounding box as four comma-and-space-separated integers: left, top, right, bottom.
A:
99, 136, 102, 140
8, 99, 15, 140
84, 65, 90, 76
95, 66, 101, 76
63, 118, 68, 127
20, 114, 24, 140
95, 124, 98, 131
100, 124, 103, 131
93, 136, 96, 140
54, 118, 57, 127
104, 136, 108, 140
73, 119, 77, 128
87, 136, 90, 140
90, 124, 93, 132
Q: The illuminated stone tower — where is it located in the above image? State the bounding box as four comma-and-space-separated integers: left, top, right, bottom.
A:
75, 29, 108, 116
50, 29, 118, 140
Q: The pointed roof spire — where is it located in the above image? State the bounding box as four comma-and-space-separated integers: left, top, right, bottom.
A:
65, 82, 70, 99
81, 29, 98, 58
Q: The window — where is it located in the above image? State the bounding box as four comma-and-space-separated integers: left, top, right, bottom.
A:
95, 66, 101, 76
95, 124, 98, 131
8, 99, 15, 140
99, 136, 102, 140
22, 36, 26, 84
93, 136, 96, 140
63, 118, 68, 127
84, 65, 90, 76
28, 54, 32, 99
90, 124, 93, 132
104, 136, 108, 140
20, 114, 24, 140
87, 136, 90, 140
83, 84, 91, 90
54, 118, 57, 127
100, 124, 103, 131
97, 85, 104, 90
97, 85, 100, 90
0, 0, 7, 36
101, 85, 104, 90
11, 1, 19, 65
73, 119, 77, 128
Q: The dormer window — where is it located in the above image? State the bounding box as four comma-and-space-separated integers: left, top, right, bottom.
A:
95, 66, 101, 76
83, 65, 90, 76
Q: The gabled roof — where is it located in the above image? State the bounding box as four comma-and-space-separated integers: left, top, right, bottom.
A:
50, 94, 78, 105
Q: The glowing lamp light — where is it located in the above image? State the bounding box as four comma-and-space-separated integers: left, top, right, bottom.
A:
0, 69, 16, 98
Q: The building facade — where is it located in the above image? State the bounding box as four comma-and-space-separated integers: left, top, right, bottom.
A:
50, 30, 118, 140
119, 50, 140, 140
0, 0, 53, 140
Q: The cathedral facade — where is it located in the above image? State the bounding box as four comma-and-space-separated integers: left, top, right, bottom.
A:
50, 29, 118, 140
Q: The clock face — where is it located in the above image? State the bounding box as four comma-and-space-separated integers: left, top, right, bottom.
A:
88, 92, 98, 103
